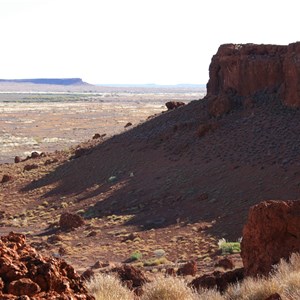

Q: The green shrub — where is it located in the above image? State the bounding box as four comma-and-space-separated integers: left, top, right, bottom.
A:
218, 238, 241, 254
130, 251, 143, 261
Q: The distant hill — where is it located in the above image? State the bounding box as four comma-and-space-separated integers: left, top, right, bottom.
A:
0, 78, 86, 85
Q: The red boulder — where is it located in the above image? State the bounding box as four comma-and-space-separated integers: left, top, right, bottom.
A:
165, 101, 185, 110
241, 200, 300, 276
59, 213, 85, 231
112, 265, 148, 288
177, 261, 197, 276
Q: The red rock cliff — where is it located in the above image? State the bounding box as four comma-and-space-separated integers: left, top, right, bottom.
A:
206, 42, 300, 109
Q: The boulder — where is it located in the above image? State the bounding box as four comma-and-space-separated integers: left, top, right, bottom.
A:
0, 232, 94, 299
165, 101, 185, 110
112, 265, 148, 288
23, 164, 39, 171
189, 268, 244, 292
1, 174, 12, 183
14, 156, 21, 163
30, 151, 40, 159
215, 257, 234, 270
44, 158, 58, 166
81, 268, 94, 281
91, 260, 115, 269
92, 133, 101, 139
59, 213, 85, 231
177, 261, 197, 276
241, 200, 300, 276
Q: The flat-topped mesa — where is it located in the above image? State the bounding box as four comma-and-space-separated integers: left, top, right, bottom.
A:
0, 78, 86, 85
206, 42, 300, 112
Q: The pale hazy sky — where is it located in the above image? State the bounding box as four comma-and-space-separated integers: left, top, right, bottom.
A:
0, 0, 299, 84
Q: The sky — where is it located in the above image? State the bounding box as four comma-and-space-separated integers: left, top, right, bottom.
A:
0, 0, 299, 85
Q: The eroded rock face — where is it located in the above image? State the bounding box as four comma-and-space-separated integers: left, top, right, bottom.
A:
0, 232, 93, 299
206, 42, 300, 113
241, 200, 300, 277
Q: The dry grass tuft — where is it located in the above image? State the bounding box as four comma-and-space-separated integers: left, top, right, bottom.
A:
226, 252, 300, 300
141, 276, 199, 300
225, 276, 279, 300
86, 273, 134, 300
85, 253, 300, 300
197, 288, 224, 300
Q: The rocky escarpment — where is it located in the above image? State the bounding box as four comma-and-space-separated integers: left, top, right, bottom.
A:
206, 42, 300, 115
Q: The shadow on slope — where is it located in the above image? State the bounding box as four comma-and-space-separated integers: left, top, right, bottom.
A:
22, 96, 300, 239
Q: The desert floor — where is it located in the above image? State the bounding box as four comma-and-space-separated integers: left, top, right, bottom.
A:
0, 89, 203, 163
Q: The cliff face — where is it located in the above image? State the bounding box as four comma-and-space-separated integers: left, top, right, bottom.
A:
283, 42, 300, 107
206, 42, 300, 110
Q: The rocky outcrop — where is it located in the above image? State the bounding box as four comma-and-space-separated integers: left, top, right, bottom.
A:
0, 232, 93, 299
241, 200, 300, 277
206, 42, 300, 115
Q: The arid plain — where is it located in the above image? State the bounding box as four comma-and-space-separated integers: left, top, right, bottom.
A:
0, 85, 204, 163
